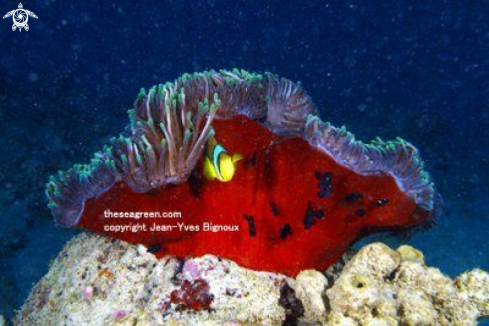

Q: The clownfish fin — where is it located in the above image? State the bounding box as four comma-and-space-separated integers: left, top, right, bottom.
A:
232, 152, 244, 164
203, 156, 217, 181
217, 154, 235, 182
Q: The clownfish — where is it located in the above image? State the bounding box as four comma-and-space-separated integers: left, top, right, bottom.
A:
203, 137, 243, 182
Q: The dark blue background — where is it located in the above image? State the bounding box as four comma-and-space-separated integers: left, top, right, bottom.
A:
1, 0, 488, 321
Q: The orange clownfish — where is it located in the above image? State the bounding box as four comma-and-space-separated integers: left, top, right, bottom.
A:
203, 137, 243, 182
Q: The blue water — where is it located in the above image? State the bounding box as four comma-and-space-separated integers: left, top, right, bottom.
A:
1, 0, 488, 322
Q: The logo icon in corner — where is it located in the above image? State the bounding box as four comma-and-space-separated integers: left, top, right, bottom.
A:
3, 3, 38, 32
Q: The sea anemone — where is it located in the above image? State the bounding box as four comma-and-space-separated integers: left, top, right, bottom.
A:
46, 69, 439, 276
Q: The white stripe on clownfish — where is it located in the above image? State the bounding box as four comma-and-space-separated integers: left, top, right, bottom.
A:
203, 137, 243, 182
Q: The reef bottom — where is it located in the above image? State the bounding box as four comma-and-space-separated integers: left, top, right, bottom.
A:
14, 233, 489, 325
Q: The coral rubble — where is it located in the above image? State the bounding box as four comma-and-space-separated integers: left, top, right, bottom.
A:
14, 234, 488, 325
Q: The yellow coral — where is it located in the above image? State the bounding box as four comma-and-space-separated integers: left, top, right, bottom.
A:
397, 245, 424, 264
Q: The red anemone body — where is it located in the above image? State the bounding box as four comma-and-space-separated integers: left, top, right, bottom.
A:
79, 115, 426, 277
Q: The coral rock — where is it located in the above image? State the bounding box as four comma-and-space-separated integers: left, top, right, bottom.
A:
14, 234, 488, 325
325, 243, 488, 325
397, 244, 425, 263
295, 269, 328, 321
14, 233, 288, 325
455, 269, 489, 316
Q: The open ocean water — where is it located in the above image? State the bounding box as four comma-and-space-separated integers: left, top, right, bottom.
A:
0, 0, 488, 323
